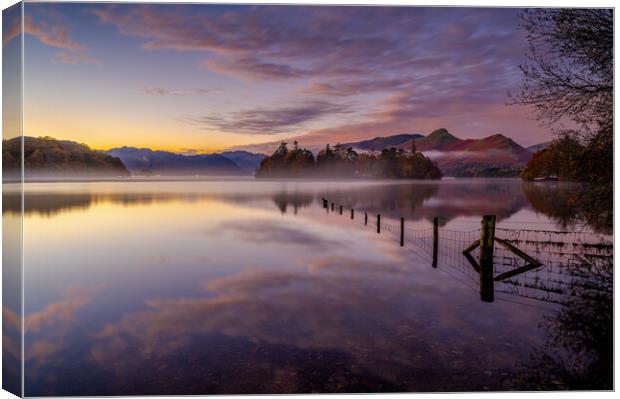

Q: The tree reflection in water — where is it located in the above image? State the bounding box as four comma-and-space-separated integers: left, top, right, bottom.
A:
509, 254, 612, 390
271, 191, 314, 214
523, 182, 612, 235
8, 180, 612, 235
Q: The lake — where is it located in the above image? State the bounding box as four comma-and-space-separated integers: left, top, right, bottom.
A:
3, 178, 613, 394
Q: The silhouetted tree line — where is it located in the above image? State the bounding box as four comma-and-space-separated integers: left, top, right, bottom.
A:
515, 9, 612, 231
256, 141, 442, 179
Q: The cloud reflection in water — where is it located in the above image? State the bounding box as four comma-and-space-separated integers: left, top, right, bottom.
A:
84, 257, 546, 394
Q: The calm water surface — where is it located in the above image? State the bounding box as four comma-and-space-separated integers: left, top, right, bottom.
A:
3, 178, 612, 394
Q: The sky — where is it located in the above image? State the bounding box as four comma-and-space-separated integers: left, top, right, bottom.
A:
3, 2, 556, 154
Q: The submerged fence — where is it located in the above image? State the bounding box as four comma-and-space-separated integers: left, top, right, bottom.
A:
321, 198, 612, 305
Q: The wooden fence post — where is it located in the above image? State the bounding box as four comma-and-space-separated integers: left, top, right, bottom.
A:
432, 217, 439, 268
377, 214, 381, 234
479, 215, 496, 302
364, 212, 368, 226
400, 217, 405, 246
350, 209, 354, 219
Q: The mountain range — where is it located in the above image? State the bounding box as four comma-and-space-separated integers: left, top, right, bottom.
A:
218, 151, 268, 174
342, 134, 424, 151
2, 137, 267, 179
4, 130, 545, 178
526, 141, 552, 153
341, 128, 534, 177
106, 147, 266, 176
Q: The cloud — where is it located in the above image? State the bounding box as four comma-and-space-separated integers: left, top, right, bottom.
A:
421, 150, 488, 160
25, 284, 103, 333
89, 5, 524, 85
203, 56, 309, 80
305, 78, 411, 97
2, 284, 104, 367
3, 14, 84, 51
85, 256, 550, 393
177, 148, 202, 155
212, 219, 342, 250
179, 100, 351, 135
143, 86, 212, 96
232, 90, 546, 154
89, 5, 417, 81
3, 14, 100, 65
54, 51, 101, 65
2, 306, 20, 331
88, 4, 553, 146
2, 12, 22, 47
23, 15, 85, 52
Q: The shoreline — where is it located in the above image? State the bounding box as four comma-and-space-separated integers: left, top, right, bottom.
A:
2, 176, 581, 186
0, 176, 536, 184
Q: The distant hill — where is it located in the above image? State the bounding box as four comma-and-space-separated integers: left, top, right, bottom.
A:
343, 134, 423, 151
220, 151, 266, 174
107, 147, 245, 176
526, 141, 552, 153
406, 128, 460, 151
344, 128, 533, 177
2, 136, 130, 179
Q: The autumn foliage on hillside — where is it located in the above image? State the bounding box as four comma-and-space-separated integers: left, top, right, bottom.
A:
521, 136, 583, 181
256, 141, 442, 179
2, 136, 130, 178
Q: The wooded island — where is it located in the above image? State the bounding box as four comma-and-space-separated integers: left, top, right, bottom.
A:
256, 141, 442, 179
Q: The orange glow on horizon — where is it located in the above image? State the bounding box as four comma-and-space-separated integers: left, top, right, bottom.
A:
22, 120, 282, 155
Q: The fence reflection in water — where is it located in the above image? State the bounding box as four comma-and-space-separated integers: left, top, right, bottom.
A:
321, 197, 612, 306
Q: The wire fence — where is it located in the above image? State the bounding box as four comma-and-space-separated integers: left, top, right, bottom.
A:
321, 198, 612, 305
493, 228, 612, 304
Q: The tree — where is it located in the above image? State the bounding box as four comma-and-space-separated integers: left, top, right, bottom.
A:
276, 141, 288, 156
257, 143, 441, 180
256, 141, 315, 178
521, 136, 583, 181
514, 9, 612, 231
514, 9, 612, 130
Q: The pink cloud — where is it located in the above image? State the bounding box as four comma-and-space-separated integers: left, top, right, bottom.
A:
3, 14, 100, 65
202, 56, 309, 80
87, 4, 555, 148
25, 284, 103, 333
180, 100, 352, 135
53, 51, 101, 65
143, 86, 212, 96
